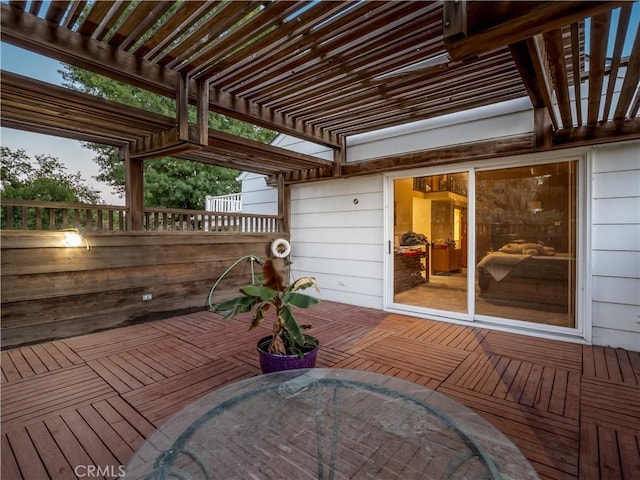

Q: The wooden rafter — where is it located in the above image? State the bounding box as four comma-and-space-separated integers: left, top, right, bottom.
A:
0, 3, 341, 148
602, 5, 633, 121
443, 1, 623, 61
1, 0, 638, 181
0, 71, 333, 177
542, 29, 573, 128
570, 23, 584, 126
613, 22, 640, 121
587, 12, 611, 125
341, 135, 535, 177
509, 39, 559, 130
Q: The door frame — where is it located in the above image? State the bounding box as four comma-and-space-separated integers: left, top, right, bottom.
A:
383, 150, 591, 340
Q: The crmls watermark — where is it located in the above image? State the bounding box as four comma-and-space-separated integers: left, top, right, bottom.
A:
74, 465, 125, 478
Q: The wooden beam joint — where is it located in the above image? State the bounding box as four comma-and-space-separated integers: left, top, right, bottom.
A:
130, 128, 203, 160
443, 0, 467, 44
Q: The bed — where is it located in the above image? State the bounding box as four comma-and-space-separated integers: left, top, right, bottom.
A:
476, 243, 574, 312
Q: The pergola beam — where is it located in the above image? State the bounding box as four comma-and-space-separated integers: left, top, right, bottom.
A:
443, 1, 623, 61
0, 3, 341, 149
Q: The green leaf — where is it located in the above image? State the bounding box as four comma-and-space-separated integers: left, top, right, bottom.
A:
240, 285, 278, 301
212, 296, 256, 316
281, 292, 319, 309
279, 306, 304, 346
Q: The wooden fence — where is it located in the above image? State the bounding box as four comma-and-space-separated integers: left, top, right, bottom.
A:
1, 200, 282, 233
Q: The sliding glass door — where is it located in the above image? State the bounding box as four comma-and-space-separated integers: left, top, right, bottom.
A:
390, 159, 578, 331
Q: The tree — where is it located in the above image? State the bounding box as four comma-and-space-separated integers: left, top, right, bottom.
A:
61, 66, 277, 209
1, 147, 100, 204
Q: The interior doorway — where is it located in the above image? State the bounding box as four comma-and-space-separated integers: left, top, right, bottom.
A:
392, 173, 469, 314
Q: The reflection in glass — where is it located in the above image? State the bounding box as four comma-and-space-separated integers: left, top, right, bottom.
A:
474, 162, 577, 328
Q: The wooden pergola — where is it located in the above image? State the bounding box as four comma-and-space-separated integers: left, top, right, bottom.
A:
1, 1, 639, 225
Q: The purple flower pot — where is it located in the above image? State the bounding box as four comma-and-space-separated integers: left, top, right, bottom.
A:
257, 335, 319, 374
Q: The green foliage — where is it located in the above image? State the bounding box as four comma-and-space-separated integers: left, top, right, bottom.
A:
1, 147, 100, 203
210, 259, 319, 357
60, 65, 277, 209
1, 147, 102, 229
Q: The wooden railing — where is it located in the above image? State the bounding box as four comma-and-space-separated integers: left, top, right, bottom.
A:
1, 200, 283, 233
1, 199, 128, 231
144, 207, 282, 232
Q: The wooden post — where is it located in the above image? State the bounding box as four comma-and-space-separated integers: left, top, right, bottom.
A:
277, 173, 289, 233
534, 107, 553, 150
197, 79, 209, 145
333, 136, 346, 177
123, 144, 144, 231
177, 73, 189, 141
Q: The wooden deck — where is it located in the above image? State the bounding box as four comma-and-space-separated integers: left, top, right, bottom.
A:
2, 302, 639, 479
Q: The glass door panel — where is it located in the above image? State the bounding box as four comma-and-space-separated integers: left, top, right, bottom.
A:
393, 173, 469, 314
474, 162, 577, 328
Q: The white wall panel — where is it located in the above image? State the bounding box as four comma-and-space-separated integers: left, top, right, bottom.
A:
592, 224, 640, 251
592, 251, 640, 278
592, 302, 640, 331
592, 327, 640, 352
291, 257, 383, 280
348, 109, 532, 162
240, 173, 277, 215
593, 142, 640, 172
271, 134, 333, 159
592, 170, 640, 199
592, 276, 639, 305
289, 176, 385, 308
590, 141, 640, 350
292, 242, 382, 263
291, 227, 384, 244
592, 198, 640, 224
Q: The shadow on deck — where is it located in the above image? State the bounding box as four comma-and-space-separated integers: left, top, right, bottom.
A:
2, 301, 639, 479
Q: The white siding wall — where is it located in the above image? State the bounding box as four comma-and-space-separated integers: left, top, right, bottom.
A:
347, 98, 532, 161
289, 176, 385, 309
240, 134, 333, 215
240, 105, 640, 350
240, 172, 277, 215
591, 142, 640, 351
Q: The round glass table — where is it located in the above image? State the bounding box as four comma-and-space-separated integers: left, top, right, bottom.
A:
125, 369, 539, 479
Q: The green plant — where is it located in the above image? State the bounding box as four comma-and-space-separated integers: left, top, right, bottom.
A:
208, 258, 319, 357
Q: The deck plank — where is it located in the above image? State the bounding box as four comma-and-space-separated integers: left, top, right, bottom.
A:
26, 422, 76, 479
1, 434, 22, 480
1, 365, 116, 432
60, 409, 121, 473
30, 343, 64, 371
76, 404, 135, 464
480, 331, 583, 371
43, 416, 96, 477
5, 428, 50, 479
618, 428, 640, 479
1, 303, 639, 480
7, 349, 35, 378
1, 351, 21, 382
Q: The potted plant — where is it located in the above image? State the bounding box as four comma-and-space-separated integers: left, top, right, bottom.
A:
209, 258, 320, 373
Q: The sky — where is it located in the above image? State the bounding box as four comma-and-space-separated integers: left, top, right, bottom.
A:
0, 44, 124, 205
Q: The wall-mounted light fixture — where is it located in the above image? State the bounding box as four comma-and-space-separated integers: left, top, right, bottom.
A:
62, 228, 90, 249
